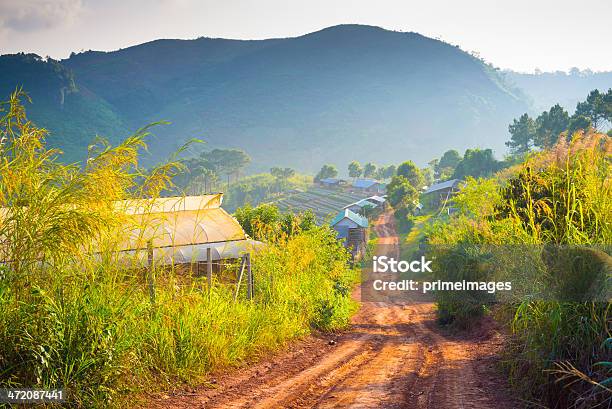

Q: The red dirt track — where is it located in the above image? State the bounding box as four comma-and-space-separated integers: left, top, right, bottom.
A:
150, 212, 517, 409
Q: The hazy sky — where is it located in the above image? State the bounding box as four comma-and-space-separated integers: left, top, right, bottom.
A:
1, 0, 611, 72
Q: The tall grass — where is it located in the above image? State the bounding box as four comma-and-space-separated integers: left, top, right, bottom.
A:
0, 91, 358, 407
427, 132, 611, 407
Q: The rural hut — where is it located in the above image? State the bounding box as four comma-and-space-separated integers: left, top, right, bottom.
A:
351, 179, 386, 194
422, 179, 462, 208
343, 199, 378, 216
330, 209, 369, 256
318, 177, 346, 188
364, 195, 387, 209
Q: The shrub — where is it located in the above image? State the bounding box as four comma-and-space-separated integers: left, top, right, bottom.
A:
234, 203, 317, 241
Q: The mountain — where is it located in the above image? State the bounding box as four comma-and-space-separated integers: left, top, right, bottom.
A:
1, 25, 529, 171
0, 53, 129, 160
504, 70, 612, 113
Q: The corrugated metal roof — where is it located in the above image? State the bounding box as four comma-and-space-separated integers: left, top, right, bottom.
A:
424, 179, 461, 194
366, 195, 386, 204
330, 209, 369, 228
343, 199, 377, 210
319, 178, 345, 184
352, 179, 380, 188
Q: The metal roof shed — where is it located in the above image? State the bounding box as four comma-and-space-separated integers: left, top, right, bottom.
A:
352, 179, 379, 189
366, 195, 386, 204
112, 194, 259, 268
330, 209, 369, 229
343, 199, 377, 211
423, 179, 461, 194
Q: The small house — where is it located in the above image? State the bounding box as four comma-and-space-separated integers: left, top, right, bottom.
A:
343, 199, 378, 216
330, 209, 369, 256
351, 179, 386, 194
423, 179, 462, 208
365, 195, 387, 209
319, 178, 346, 188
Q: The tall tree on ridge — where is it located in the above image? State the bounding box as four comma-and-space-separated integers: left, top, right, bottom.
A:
534, 104, 570, 148
270, 167, 295, 192
396, 160, 424, 189
314, 164, 338, 181
348, 161, 363, 180
506, 113, 536, 154
383, 164, 397, 180
575, 89, 612, 130
363, 162, 377, 178
435, 149, 462, 180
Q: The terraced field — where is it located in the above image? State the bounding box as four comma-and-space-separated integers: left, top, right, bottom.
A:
267, 187, 371, 223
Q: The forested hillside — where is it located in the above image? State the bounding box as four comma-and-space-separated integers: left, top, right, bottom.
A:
0, 54, 128, 160
1, 25, 529, 169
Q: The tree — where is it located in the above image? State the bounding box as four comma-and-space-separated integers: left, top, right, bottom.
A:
282, 167, 295, 179
604, 89, 612, 124
363, 162, 377, 178
348, 161, 363, 179
421, 167, 434, 186
270, 167, 295, 180
270, 167, 295, 192
396, 160, 424, 189
567, 115, 592, 139
386, 175, 419, 212
383, 164, 397, 180
428, 158, 439, 169
314, 164, 338, 181
201, 148, 251, 191
235, 203, 316, 240
437, 150, 462, 170
387, 175, 420, 232
197, 167, 218, 193
453, 148, 502, 179
506, 113, 536, 154
234, 203, 281, 240
575, 89, 612, 129
435, 150, 462, 179
534, 104, 570, 148
374, 165, 394, 180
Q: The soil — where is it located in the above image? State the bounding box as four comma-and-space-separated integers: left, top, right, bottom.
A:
148, 212, 518, 409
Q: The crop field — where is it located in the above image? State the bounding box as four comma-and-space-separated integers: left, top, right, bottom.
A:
267, 187, 370, 222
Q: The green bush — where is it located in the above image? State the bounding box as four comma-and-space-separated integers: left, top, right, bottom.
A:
432, 243, 495, 328
234, 203, 316, 241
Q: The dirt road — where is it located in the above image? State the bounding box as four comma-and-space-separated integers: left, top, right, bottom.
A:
152, 212, 517, 409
